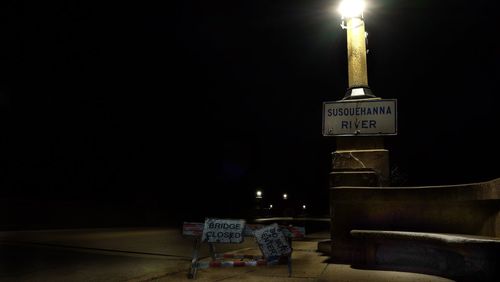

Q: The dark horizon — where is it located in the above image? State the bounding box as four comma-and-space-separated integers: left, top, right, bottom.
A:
1, 0, 499, 227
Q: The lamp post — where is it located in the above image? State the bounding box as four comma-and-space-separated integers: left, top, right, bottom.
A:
254, 189, 263, 218
338, 0, 374, 99
319, 0, 397, 258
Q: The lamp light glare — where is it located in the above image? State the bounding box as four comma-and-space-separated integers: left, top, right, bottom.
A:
338, 0, 365, 18
283, 193, 288, 200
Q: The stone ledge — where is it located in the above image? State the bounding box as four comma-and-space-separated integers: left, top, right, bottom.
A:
332, 177, 500, 202
351, 230, 500, 244
349, 229, 500, 279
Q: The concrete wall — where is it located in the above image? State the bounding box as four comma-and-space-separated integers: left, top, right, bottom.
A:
329, 178, 500, 262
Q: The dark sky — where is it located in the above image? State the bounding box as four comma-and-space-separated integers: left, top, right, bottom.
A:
1, 1, 499, 218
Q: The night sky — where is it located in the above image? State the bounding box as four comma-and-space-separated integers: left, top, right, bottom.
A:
1, 1, 500, 224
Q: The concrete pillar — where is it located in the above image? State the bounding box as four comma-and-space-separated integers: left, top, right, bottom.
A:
330, 137, 389, 187
321, 8, 392, 256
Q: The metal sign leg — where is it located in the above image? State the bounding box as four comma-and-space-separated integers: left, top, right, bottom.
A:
287, 253, 292, 277
188, 238, 201, 279
287, 236, 293, 277
208, 243, 217, 261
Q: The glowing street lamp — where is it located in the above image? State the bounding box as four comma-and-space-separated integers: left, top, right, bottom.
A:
337, 0, 375, 99
283, 193, 288, 200
338, 0, 365, 18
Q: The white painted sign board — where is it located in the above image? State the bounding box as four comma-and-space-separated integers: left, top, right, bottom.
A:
254, 223, 292, 258
202, 218, 245, 244
323, 99, 397, 136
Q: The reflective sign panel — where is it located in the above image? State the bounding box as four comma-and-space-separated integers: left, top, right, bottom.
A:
323, 99, 397, 136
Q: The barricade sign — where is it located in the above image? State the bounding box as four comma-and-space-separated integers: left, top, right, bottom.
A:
202, 218, 245, 244
254, 223, 292, 258
182, 221, 305, 279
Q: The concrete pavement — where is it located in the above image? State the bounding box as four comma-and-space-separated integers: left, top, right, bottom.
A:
0, 228, 456, 281
156, 240, 453, 282
0, 228, 252, 281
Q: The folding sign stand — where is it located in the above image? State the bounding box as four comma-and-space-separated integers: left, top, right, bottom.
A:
187, 237, 218, 279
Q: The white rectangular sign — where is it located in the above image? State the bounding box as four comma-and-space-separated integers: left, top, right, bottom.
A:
202, 218, 245, 244
323, 99, 397, 136
254, 223, 291, 258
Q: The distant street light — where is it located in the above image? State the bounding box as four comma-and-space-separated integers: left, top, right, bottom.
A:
302, 204, 307, 210
269, 204, 273, 209
283, 193, 288, 200
256, 190, 263, 199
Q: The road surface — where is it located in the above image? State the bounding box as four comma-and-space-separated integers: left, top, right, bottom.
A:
0, 227, 255, 281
